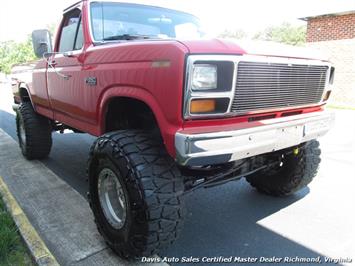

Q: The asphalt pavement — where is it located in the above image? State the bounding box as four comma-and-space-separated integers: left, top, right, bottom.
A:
0, 82, 354, 265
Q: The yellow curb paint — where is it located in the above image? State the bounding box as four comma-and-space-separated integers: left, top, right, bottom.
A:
0, 175, 59, 266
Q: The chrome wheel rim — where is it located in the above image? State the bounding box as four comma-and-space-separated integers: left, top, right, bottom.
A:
98, 168, 127, 229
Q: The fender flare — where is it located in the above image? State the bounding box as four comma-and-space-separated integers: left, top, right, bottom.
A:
18, 83, 35, 109
97, 86, 178, 156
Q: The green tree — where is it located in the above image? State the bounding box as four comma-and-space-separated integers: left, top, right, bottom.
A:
46, 22, 57, 37
218, 29, 248, 39
0, 36, 36, 74
253, 22, 306, 46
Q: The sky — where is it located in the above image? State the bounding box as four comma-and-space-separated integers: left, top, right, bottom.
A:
0, 0, 354, 42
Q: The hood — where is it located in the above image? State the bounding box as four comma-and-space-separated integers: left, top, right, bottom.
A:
178, 38, 328, 61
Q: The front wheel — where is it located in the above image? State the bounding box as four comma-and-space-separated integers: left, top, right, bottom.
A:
87, 130, 185, 258
246, 140, 321, 196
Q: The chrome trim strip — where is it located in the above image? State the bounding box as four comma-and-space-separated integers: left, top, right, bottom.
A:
175, 111, 335, 166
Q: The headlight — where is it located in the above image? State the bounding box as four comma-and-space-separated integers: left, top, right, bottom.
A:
192, 64, 217, 90
184, 55, 236, 119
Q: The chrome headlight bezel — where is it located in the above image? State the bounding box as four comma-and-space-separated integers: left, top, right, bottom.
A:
184, 55, 238, 119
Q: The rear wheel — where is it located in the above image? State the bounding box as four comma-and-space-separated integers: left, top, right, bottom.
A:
16, 102, 52, 160
88, 130, 185, 258
246, 140, 321, 196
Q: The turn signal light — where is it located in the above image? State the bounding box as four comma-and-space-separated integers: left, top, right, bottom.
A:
190, 99, 216, 114
323, 90, 331, 101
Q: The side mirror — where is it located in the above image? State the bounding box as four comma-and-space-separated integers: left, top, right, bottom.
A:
32, 29, 52, 58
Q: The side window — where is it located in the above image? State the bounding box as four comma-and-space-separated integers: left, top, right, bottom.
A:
74, 20, 84, 50
58, 9, 84, 53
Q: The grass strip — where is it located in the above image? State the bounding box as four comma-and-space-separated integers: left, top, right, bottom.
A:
0, 195, 33, 266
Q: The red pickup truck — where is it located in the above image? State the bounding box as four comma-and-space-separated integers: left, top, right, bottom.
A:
12, 0, 335, 258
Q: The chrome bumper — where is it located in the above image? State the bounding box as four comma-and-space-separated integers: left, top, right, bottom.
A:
175, 111, 335, 166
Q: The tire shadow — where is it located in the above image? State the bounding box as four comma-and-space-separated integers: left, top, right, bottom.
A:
161, 180, 325, 265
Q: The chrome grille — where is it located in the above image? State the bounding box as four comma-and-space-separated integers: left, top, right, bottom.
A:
231, 61, 328, 114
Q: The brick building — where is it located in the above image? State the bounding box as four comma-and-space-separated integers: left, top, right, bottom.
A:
301, 11, 355, 107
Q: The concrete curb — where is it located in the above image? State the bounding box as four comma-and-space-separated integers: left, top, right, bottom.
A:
0, 175, 59, 266
0, 128, 167, 266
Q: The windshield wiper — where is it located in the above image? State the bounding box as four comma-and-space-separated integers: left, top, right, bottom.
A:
102, 34, 153, 41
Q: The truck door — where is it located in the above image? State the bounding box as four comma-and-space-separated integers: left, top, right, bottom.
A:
47, 6, 93, 127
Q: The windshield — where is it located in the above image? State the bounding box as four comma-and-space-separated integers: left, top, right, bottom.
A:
90, 2, 204, 42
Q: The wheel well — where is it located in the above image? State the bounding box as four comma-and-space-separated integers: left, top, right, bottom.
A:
19, 87, 31, 103
105, 97, 159, 133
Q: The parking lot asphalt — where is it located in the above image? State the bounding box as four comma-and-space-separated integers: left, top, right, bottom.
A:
0, 82, 354, 265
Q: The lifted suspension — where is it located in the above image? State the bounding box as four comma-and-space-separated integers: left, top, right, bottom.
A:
181, 146, 301, 194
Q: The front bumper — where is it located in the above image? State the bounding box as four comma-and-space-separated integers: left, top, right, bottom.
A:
175, 111, 335, 166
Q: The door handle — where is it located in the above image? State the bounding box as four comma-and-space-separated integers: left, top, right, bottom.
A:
49, 60, 57, 67
47, 60, 71, 80
63, 52, 74, 57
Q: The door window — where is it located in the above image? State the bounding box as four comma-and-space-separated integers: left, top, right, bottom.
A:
58, 8, 84, 53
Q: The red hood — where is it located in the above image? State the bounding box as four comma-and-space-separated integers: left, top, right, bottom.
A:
178, 38, 328, 61
177, 38, 246, 55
